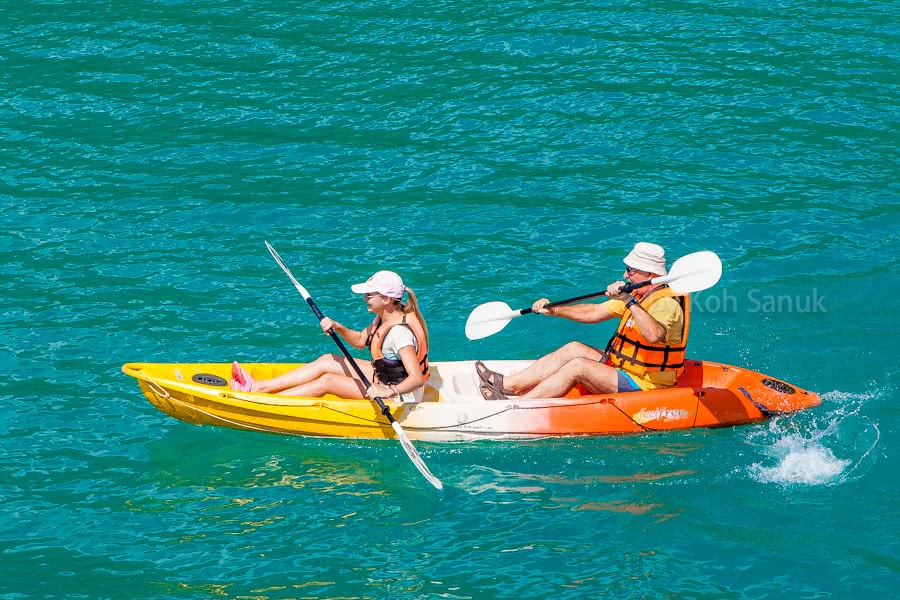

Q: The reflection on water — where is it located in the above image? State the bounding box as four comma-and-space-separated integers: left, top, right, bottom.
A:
573, 501, 662, 515
598, 470, 696, 483
464, 468, 697, 487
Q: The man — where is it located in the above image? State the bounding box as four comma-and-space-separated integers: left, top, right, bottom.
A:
477, 242, 690, 400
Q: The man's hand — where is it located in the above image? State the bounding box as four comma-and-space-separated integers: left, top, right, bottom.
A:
532, 298, 557, 315
606, 281, 630, 301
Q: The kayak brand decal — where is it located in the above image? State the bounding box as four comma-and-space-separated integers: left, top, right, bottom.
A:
633, 407, 690, 424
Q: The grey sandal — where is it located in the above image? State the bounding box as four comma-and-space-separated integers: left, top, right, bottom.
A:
475, 361, 506, 393
480, 381, 508, 401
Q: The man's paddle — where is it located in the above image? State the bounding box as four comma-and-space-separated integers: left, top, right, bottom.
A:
465, 250, 722, 341
265, 241, 443, 491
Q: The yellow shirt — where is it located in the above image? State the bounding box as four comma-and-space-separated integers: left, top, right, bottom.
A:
604, 296, 685, 390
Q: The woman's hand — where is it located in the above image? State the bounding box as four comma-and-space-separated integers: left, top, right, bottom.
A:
320, 317, 336, 335
366, 383, 397, 400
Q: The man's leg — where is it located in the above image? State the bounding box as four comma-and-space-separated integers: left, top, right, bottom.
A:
504, 341, 604, 394
520, 357, 620, 399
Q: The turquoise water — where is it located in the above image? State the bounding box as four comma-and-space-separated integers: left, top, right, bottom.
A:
2, 0, 897, 597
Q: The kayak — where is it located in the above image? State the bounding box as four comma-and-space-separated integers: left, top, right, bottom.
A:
122, 359, 820, 441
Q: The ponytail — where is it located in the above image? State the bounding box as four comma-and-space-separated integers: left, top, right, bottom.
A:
402, 287, 429, 347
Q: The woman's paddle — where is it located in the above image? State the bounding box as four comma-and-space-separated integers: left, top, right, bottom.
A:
265, 241, 443, 491
465, 250, 722, 341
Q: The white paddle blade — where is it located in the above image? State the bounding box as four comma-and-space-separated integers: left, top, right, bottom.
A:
265, 241, 311, 299
465, 301, 520, 340
658, 250, 722, 294
393, 422, 443, 490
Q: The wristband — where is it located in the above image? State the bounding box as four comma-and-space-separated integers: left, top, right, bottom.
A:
625, 296, 639, 309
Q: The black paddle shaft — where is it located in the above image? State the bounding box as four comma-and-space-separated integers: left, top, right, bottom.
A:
518, 280, 651, 316
304, 297, 396, 423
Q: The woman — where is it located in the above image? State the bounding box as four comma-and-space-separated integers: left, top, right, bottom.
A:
231, 270, 430, 403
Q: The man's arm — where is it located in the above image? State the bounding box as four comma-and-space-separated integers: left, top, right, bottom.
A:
533, 298, 616, 324
624, 300, 667, 343
606, 281, 669, 343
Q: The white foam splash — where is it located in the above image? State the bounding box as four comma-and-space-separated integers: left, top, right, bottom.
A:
745, 388, 882, 486
749, 434, 850, 485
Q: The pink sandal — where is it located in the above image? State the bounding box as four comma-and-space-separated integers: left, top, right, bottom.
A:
230, 361, 254, 392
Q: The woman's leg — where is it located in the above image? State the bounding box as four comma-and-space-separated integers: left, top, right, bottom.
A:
279, 372, 368, 399
253, 354, 374, 394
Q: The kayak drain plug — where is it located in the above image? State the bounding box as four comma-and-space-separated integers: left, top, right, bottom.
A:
193, 374, 228, 387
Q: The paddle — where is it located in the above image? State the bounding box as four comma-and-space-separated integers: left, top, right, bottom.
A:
465, 250, 722, 341
264, 241, 443, 491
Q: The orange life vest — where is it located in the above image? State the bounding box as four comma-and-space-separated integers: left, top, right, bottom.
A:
605, 285, 690, 378
366, 313, 430, 385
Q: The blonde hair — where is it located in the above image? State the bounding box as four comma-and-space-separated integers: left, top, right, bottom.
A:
400, 287, 429, 346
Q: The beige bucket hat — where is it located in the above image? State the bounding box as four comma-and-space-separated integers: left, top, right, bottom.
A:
624, 242, 667, 275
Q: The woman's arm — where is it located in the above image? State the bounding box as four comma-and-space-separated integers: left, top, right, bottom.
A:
365, 345, 424, 400
390, 345, 426, 395
320, 317, 371, 349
